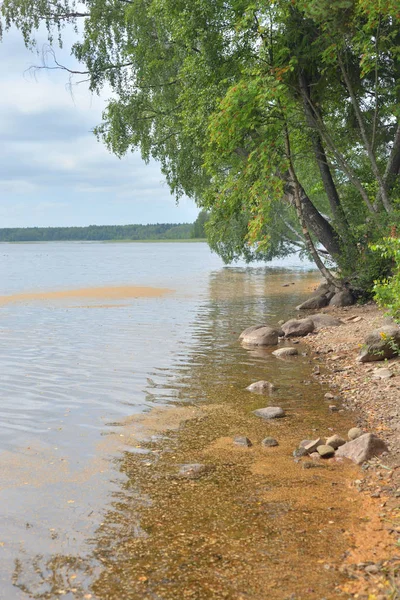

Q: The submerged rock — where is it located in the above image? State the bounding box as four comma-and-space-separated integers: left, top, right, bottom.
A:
246, 380, 276, 393
282, 318, 315, 337
358, 325, 400, 362
253, 406, 285, 420
335, 433, 388, 464
262, 437, 279, 447
240, 326, 281, 347
272, 347, 299, 358
233, 436, 253, 448
178, 464, 212, 480
348, 427, 363, 441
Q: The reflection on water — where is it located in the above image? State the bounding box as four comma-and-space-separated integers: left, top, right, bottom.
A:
0, 243, 362, 599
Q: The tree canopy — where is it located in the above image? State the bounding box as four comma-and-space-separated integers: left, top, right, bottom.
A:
2, 0, 400, 292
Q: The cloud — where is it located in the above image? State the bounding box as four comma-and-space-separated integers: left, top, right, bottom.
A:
0, 28, 199, 227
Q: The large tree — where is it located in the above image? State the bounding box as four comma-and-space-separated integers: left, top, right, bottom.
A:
2, 0, 399, 291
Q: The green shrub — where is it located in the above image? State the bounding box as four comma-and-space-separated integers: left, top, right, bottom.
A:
370, 237, 400, 322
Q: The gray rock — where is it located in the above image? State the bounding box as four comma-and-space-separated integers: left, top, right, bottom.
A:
178, 464, 211, 479
317, 444, 335, 458
329, 405, 339, 412
304, 438, 323, 454
326, 434, 346, 449
308, 313, 343, 329
299, 439, 313, 448
246, 380, 276, 393
239, 324, 267, 340
233, 436, 253, 448
329, 290, 355, 307
253, 406, 285, 420
348, 427, 363, 441
240, 326, 281, 346
272, 347, 299, 358
282, 318, 315, 337
293, 447, 308, 458
310, 282, 330, 297
372, 368, 394, 380
324, 393, 335, 400
358, 325, 400, 362
335, 433, 388, 464
261, 437, 279, 447
296, 295, 328, 310
365, 564, 380, 574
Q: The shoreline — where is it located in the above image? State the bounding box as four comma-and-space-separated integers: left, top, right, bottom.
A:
300, 302, 400, 598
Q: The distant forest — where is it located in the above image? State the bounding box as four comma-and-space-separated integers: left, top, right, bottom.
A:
0, 213, 209, 242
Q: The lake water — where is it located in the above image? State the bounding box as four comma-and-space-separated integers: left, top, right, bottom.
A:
0, 242, 360, 599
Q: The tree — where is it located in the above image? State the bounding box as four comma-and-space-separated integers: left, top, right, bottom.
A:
191, 210, 209, 239
2, 0, 399, 292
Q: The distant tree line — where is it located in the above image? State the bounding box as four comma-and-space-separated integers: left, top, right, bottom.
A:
0, 218, 208, 242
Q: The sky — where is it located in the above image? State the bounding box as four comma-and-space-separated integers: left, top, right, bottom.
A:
0, 28, 199, 228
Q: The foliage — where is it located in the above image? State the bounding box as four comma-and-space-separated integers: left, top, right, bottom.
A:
0, 223, 194, 242
371, 235, 400, 321
191, 210, 209, 239
2, 0, 400, 291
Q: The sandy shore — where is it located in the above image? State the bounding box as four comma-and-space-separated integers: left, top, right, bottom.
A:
301, 302, 400, 598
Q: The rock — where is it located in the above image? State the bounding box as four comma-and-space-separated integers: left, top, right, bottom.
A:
253, 406, 285, 420
282, 318, 315, 337
246, 380, 276, 393
299, 439, 313, 448
308, 313, 343, 329
335, 434, 388, 464
296, 295, 328, 310
317, 444, 335, 458
329, 405, 339, 412
310, 282, 330, 297
272, 347, 299, 358
358, 325, 400, 362
304, 438, 323, 454
324, 393, 335, 400
278, 319, 285, 326
261, 437, 279, 447
326, 434, 346, 449
293, 447, 308, 458
365, 564, 380, 574
240, 326, 281, 346
329, 290, 355, 307
372, 368, 394, 380
178, 464, 211, 479
233, 436, 253, 448
348, 427, 363, 441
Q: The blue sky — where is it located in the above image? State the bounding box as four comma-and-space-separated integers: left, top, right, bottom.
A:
0, 29, 199, 227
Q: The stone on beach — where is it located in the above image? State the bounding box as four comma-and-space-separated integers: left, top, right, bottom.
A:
253, 407, 285, 420
335, 433, 388, 464
329, 289, 355, 307
358, 325, 400, 362
296, 295, 328, 310
233, 436, 253, 448
372, 367, 394, 380
348, 427, 363, 441
246, 380, 276, 393
308, 313, 343, 329
240, 326, 281, 346
261, 437, 279, 447
317, 444, 335, 458
282, 318, 315, 337
304, 438, 323, 454
326, 434, 346, 449
272, 347, 299, 358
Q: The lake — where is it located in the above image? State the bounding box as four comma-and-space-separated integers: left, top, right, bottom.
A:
0, 242, 360, 599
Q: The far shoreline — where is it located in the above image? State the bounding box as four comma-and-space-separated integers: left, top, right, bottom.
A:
0, 238, 208, 244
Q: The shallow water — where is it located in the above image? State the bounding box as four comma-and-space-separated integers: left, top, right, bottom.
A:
0, 243, 361, 599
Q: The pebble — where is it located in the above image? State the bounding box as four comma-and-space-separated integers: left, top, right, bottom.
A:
324, 393, 334, 400
364, 564, 380, 574
317, 444, 335, 458
304, 438, 323, 454
293, 447, 308, 458
178, 464, 211, 480
261, 437, 279, 447
373, 368, 394, 380
348, 427, 363, 441
329, 405, 339, 412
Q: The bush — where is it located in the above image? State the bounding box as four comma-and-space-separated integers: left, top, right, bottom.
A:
370, 237, 400, 322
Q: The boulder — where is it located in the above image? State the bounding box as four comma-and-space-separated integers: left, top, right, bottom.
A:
246, 380, 276, 393
329, 290, 355, 307
282, 318, 315, 337
233, 436, 253, 448
358, 325, 400, 362
317, 445, 335, 458
348, 427, 363, 441
272, 347, 299, 358
308, 313, 343, 329
240, 326, 281, 346
239, 324, 267, 340
261, 437, 279, 447
310, 282, 330, 297
335, 433, 388, 464
296, 295, 328, 310
326, 434, 346, 449
253, 406, 285, 420
178, 464, 212, 479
